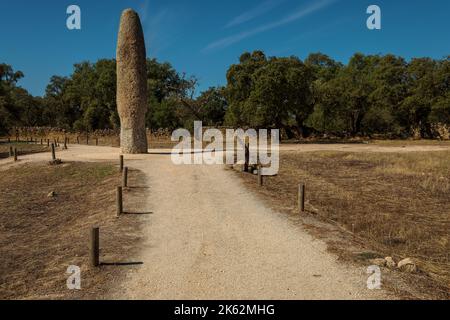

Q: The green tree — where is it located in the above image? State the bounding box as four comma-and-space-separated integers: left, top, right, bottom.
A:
196, 87, 227, 126
305, 53, 343, 133
0, 63, 25, 134
224, 51, 268, 126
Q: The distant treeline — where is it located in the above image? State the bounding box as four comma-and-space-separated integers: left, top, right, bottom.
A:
1, 51, 449, 139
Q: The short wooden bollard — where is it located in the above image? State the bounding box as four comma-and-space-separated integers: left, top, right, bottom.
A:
122, 167, 128, 188
116, 186, 123, 217
119, 155, 124, 172
51, 143, 56, 161
95, 138, 98, 146
9, 146, 13, 157
86, 135, 89, 145
258, 165, 263, 186
91, 227, 100, 267
40, 139, 43, 145
77, 136, 80, 144
47, 139, 50, 147
14, 148, 17, 162
64, 138, 67, 150
298, 184, 305, 212
244, 142, 250, 172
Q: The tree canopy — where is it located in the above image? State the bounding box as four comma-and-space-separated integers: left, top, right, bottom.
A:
1, 52, 449, 139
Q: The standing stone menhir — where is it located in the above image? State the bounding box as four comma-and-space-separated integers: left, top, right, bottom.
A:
116, 9, 148, 154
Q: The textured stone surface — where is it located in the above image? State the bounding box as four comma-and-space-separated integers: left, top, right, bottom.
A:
116, 9, 148, 154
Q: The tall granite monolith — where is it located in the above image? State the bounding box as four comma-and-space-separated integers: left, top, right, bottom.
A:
116, 9, 148, 154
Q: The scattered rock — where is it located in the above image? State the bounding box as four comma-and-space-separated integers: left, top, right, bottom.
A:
385, 257, 396, 269
370, 258, 387, 267
397, 258, 417, 273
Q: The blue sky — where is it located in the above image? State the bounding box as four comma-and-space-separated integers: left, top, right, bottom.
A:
1, 0, 449, 97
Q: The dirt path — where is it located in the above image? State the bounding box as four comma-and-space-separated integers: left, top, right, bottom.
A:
6, 143, 445, 299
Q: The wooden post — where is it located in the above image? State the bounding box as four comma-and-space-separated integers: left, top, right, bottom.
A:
7, 137, 10, 143
119, 155, 124, 172
86, 135, 89, 145
51, 143, 56, 161
298, 184, 305, 212
64, 137, 67, 150
47, 139, 50, 147
258, 164, 263, 186
244, 142, 250, 172
77, 136, 80, 144
40, 138, 43, 145
116, 186, 123, 217
9, 146, 13, 157
14, 148, 17, 162
95, 137, 98, 146
90, 227, 100, 267
123, 167, 128, 188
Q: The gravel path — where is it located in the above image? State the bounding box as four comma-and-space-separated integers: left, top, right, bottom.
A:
4, 144, 435, 299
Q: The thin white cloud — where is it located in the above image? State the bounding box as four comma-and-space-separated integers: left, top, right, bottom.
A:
204, 0, 337, 52
225, 0, 284, 29
138, 1, 175, 56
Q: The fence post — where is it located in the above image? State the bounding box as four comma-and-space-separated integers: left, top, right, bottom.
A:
258, 164, 263, 186
51, 143, 56, 161
119, 155, 124, 172
96, 137, 98, 146
298, 184, 305, 212
244, 142, 250, 172
9, 146, 13, 157
14, 148, 17, 162
116, 186, 123, 217
123, 167, 128, 188
86, 135, 89, 145
64, 137, 67, 150
90, 227, 100, 267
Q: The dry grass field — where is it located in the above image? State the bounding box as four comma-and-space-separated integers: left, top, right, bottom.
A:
236, 149, 450, 299
0, 162, 146, 299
